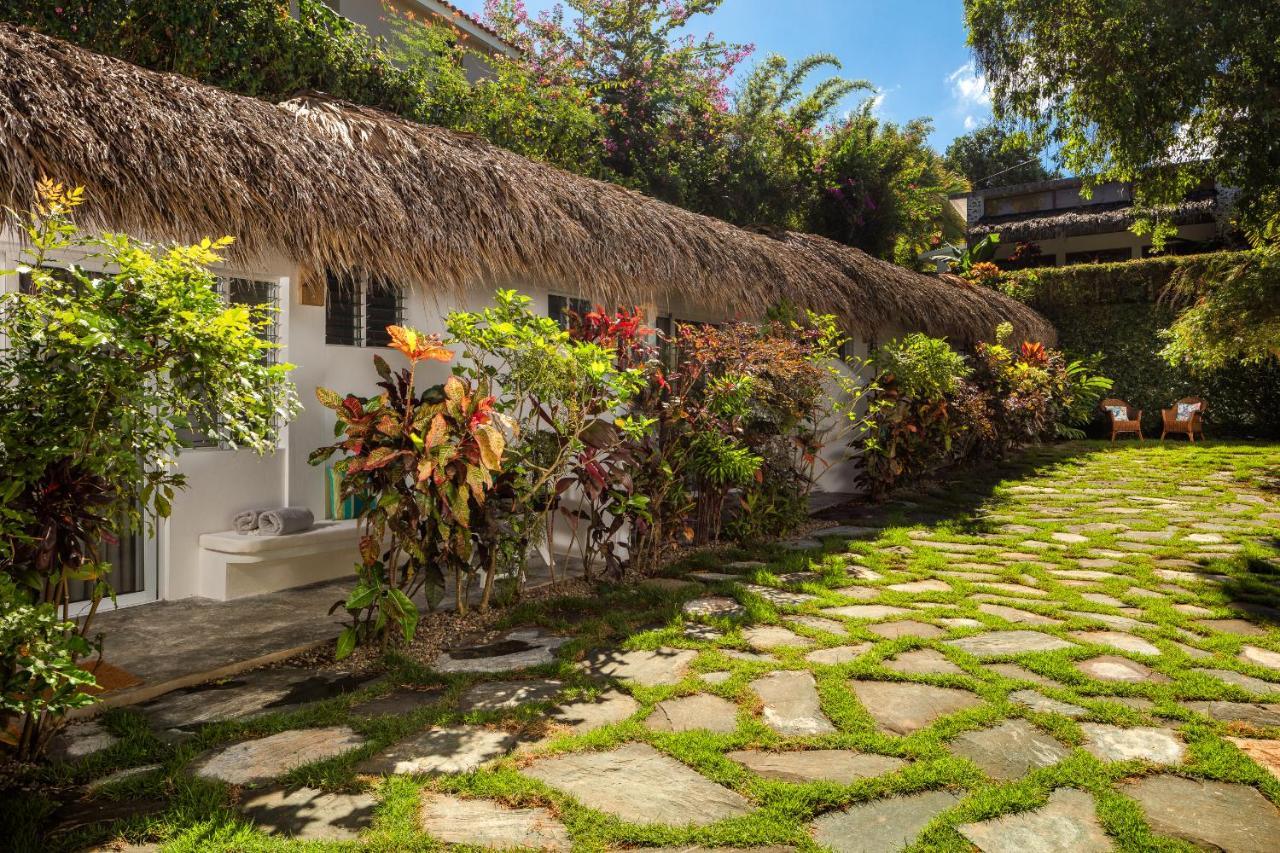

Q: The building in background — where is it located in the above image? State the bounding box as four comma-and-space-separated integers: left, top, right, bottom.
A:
950, 176, 1237, 269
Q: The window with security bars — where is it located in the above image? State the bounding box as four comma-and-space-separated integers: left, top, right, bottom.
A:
326, 273, 404, 346
548, 293, 591, 330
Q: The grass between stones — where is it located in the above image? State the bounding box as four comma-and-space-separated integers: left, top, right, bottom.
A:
10, 439, 1280, 852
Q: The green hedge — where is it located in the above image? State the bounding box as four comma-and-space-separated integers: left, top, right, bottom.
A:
1004, 253, 1280, 438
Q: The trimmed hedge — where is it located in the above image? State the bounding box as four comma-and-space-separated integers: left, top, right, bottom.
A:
1003, 253, 1280, 438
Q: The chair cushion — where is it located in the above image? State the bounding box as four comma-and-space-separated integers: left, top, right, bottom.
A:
1176, 401, 1201, 421
1105, 405, 1129, 422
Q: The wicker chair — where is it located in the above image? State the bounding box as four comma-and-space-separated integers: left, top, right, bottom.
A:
1101, 398, 1144, 443
1161, 396, 1206, 443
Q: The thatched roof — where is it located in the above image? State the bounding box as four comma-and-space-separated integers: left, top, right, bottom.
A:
969, 199, 1218, 242
0, 24, 1054, 346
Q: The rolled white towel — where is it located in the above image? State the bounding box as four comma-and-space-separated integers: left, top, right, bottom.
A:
256, 507, 315, 536
233, 508, 270, 534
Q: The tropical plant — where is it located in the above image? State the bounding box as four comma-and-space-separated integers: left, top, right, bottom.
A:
0, 576, 98, 761
1160, 248, 1280, 370
0, 180, 296, 756
944, 122, 1055, 189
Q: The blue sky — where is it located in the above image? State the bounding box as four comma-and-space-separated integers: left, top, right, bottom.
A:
454, 0, 990, 152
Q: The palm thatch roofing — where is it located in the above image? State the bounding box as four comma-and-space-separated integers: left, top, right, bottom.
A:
969, 198, 1218, 242
0, 24, 1053, 346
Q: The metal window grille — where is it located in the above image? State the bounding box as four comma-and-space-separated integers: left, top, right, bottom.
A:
326, 273, 403, 346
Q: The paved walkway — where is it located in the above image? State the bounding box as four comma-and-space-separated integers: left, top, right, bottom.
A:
47, 443, 1280, 852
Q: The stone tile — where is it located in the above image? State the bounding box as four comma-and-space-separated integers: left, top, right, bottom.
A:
940, 570, 1003, 582
522, 742, 751, 826
949, 719, 1069, 781
684, 624, 724, 641
645, 694, 739, 733
581, 647, 698, 686
1068, 632, 1161, 657
700, 671, 733, 685
420, 794, 570, 850
821, 604, 911, 620
977, 582, 1050, 598
743, 585, 817, 607
1172, 603, 1214, 616
886, 579, 951, 594
805, 644, 872, 665
683, 596, 747, 618
241, 787, 377, 841
1051, 531, 1090, 545
1240, 645, 1280, 670
831, 585, 883, 601
1182, 700, 1280, 729
643, 577, 701, 593
779, 537, 822, 551
1076, 655, 1167, 683
193, 726, 366, 785
355, 726, 516, 776
724, 560, 768, 572
985, 663, 1056, 686
868, 620, 946, 640
689, 571, 743, 583
946, 631, 1077, 658
938, 617, 985, 629
775, 571, 822, 586
728, 748, 906, 783
743, 625, 814, 651
47, 720, 119, 762
1124, 587, 1163, 599
786, 615, 848, 635
849, 681, 983, 735
85, 764, 163, 793
751, 670, 836, 735
1121, 774, 1280, 852
458, 679, 564, 712
1120, 529, 1175, 542
1199, 618, 1268, 637
1078, 593, 1125, 608
1010, 690, 1086, 718
810, 790, 962, 853
548, 689, 640, 733
1080, 724, 1184, 765
976, 604, 1061, 626
352, 688, 443, 717
1064, 611, 1144, 631
1049, 569, 1115, 581
884, 649, 964, 676
1078, 558, 1121, 569
1227, 737, 1280, 781
1197, 669, 1279, 696
140, 667, 374, 730
956, 788, 1112, 853
820, 525, 881, 539
434, 628, 568, 674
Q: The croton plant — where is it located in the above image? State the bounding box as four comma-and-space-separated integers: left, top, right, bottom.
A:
310, 326, 507, 657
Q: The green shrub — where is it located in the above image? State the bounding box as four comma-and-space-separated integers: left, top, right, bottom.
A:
1004, 252, 1280, 437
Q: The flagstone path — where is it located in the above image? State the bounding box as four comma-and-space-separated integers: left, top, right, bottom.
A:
46, 443, 1280, 851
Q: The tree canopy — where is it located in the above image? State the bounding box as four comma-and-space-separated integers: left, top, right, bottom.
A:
965, 0, 1280, 239
944, 123, 1055, 190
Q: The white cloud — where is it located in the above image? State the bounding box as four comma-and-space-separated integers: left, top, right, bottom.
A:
869, 91, 885, 116
948, 61, 991, 108
963, 114, 978, 130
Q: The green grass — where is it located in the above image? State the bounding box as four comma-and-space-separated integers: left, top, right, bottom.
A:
10, 440, 1280, 852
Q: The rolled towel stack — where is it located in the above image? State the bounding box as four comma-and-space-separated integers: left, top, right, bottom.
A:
256, 507, 315, 536
234, 508, 271, 534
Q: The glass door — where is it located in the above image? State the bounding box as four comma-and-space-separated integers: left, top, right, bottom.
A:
68, 513, 159, 616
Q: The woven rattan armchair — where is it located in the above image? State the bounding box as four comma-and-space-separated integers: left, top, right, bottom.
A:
1101, 398, 1144, 443
1161, 396, 1206, 443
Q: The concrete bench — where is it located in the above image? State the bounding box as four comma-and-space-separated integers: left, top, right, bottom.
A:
198, 520, 360, 599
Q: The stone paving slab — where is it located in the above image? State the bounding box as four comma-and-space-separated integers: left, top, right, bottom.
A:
192, 726, 366, 785
849, 681, 983, 735
47, 720, 119, 762
1010, 690, 1086, 718
805, 644, 872, 665
1068, 632, 1161, 657
1197, 668, 1279, 695
419, 793, 571, 850
683, 596, 747, 618
581, 647, 698, 685
949, 720, 1068, 780
548, 689, 640, 733
884, 649, 964, 675
821, 605, 910, 620
355, 726, 516, 776
1240, 645, 1280, 670
1080, 724, 1184, 765
1121, 774, 1280, 852
786, 615, 848, 635
646, 694, 739, 733
810, 789, 961, 853
945, 630, 1077, 658
241, 786, 377, 841
1228, 737, 1280, 781
956, 788, 1112, 852
727, 749, 906, 783
976, 603, 1061, 625
751, 670, 836, 735
1076, 655, 1168, 683
1182, 700, 1280, 728
140, 667, 373, 730
352, 687, 444, 717
433, 628, 568, 674
868, 620, 946, 640
458, 679, 564, 712
743, 625, 814, 650
523, 742, 752, 826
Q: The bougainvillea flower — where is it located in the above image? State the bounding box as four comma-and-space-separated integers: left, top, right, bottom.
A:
386, 325, 454, 364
